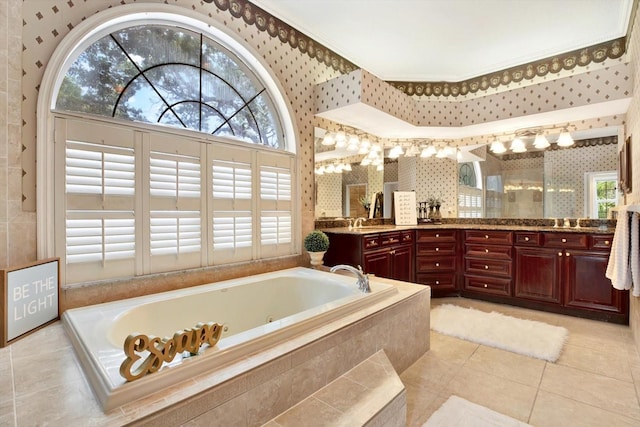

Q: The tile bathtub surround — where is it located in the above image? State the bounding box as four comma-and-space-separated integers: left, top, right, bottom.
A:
403, 297, 640, 427
267, 350, 406, 426
4, 278, 429, 426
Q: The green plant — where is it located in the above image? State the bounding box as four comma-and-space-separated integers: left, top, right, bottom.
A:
304, 230, 330, 252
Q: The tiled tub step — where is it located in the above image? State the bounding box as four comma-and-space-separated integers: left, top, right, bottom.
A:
264, 350, 406, 426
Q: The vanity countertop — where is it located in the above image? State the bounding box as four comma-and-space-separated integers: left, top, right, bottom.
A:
320, 223, 616, 235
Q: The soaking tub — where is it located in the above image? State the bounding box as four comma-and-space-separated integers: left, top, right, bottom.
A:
62, 267, 397, 411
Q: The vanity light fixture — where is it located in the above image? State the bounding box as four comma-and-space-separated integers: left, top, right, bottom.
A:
346, 134, 360, 151
360, 157, 372, 166
557, 128, 574, 147
334, 128, 347, 148
533, 134, 550, 149
321, 132, 335, 146
315, 165, 325, 175
510, 137, 527, 153
405, 143, 420, 157
420, 145, 437, 157
490, 140, 507, 154
435, 147, 448, 158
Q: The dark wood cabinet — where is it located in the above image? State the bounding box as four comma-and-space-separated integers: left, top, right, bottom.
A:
463, 230, 513, 297
513, 232, 627, 323
514, 246, 562, 304
415, 229, 459, 295
325, 230, 414, 282
323, 225, 627, 323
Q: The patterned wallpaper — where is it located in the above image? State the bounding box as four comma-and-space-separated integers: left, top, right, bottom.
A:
316, 63, 631, 129
4, 0, 639, 271
315, 173, 342, 218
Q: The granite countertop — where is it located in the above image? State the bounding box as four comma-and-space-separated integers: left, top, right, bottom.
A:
320, 223, 616, 235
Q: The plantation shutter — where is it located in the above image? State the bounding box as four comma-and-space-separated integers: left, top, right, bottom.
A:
144, 133, 206, 274
258, 151, 294, 257
55, 117, 137, 284
209, 145, 254, 264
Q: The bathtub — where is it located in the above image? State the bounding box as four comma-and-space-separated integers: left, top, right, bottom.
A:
62, 267, 398, 411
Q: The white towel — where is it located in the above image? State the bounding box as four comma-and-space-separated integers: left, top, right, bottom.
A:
631, 212, 640, 297
606, 207, 632, 291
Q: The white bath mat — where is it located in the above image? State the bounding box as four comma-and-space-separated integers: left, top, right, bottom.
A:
431, 304, 568, 362
423, 395, 532, 427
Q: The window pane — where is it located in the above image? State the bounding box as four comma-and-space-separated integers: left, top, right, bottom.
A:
111, 26, 200, 69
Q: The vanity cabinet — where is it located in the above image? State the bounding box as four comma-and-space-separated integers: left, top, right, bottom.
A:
415, 229, 459, 296
324, 230, 414, 282
463, 230, 513, 297
514, 232, 628, 322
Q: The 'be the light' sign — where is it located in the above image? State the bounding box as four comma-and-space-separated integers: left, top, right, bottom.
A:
1, 258, 60, 347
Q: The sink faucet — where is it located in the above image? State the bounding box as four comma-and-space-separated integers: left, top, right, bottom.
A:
329, 264, 371, 293
353, 217, 366, 228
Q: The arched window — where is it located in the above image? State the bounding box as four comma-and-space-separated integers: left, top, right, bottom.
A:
39, 5, 297, 285
56, 24, 284, 148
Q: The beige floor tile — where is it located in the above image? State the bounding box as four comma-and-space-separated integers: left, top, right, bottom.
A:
428, 332, 479, 365
540, 363, 640, 420
530, 390, 639, 427
464, 345, 546, 387
403, 383, 441, 427
557, 342, 633, 382
443, 365, 537, 422
399, 352, 459, 394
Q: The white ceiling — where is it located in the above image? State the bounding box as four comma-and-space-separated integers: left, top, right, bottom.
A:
251, 0, 634, 152
251, 0, 633, 81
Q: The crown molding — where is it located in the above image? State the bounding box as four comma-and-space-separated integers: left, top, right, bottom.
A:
211, 1, 626, 97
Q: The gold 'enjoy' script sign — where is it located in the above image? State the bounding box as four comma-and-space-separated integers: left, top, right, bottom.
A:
119, 321, 224, 382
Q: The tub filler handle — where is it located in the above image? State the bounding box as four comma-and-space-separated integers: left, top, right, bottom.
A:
329, 264, 371, 293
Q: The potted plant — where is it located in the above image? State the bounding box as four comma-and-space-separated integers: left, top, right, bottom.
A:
304, 230, 330, 268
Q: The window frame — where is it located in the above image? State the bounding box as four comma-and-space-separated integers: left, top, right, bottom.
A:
37, 4, 298, 279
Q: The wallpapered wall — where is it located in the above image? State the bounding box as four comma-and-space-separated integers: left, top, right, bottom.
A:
1, 0, 637, 276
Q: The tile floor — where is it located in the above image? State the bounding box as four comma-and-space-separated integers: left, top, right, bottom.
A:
401, 297, 640, 427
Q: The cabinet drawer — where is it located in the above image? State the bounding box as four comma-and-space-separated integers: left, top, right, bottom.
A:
400, 230, 414, 243
416, 242, 456, 256
465, 258, 512, 278
514, 232, 540, 246
465, 230, 513, 245
379, 232, 402, 246
543, 233, 588, 249
363, 235, 380, 250
416, 256, 456, 272
465, 244, 512, 259
416, 229, 456, 242
464, 275, 511, 296
416, 272, 457, 289
591, 234, 613, 250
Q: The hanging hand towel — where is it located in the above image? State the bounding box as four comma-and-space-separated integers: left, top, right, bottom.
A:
631, 212, 640, 297
606, 207, 632, 291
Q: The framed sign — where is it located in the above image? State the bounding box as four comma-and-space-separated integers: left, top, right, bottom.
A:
393, 191, 418, 225
1, 258, 60, 347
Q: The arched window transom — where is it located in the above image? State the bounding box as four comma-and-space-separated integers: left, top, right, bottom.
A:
56, 25, 284, 149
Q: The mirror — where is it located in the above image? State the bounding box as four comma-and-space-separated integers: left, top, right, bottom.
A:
315, 127, 619, 220
458, 136, 619, 219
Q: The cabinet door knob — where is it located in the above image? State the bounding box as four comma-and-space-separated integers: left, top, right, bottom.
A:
435, 280, 440, 285
605, 240, 610, 245
485, 235, 489, 239
389, 250, 395, 255
435, 234, 439, 238
561, 238, 567, 243
485, 248, 489, 253
483, 284, 488, 288
435, 247, 439, 251
435, 262, 440, 267
484, 265, 489, 269
524, 236, 530, 241
566, 252, 570, 257
558, 252, 563, 257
